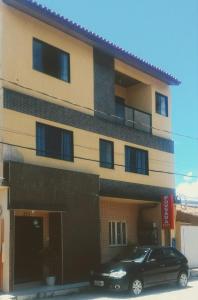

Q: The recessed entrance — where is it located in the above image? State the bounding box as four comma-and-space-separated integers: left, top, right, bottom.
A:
14, 212, 62, 286
14, 216, 43, 284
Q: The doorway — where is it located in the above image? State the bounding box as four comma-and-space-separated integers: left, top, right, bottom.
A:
14, 216, 43, 284
164, 228, 171, 246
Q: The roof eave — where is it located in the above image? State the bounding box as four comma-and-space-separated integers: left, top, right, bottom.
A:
3, 0, 181, 86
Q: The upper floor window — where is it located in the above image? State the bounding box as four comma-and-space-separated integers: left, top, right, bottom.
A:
36, 123, 73, 161
99, 139, 114, 169
33, 38, 70, 82
156, 92, 168, 117
115, 96, 125, 120
125, 146, 149, 175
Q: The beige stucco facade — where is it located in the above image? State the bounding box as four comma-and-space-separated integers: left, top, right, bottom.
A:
1, 1, 94, 115
100, 197, 164, 263
0, 188, 9, 292
0, 0, 178, 292
2, 108, 174, 189
0, 1, 174, 191
115, 60, 172, 140
100, 198, 139, 263
1, 0, 172, 138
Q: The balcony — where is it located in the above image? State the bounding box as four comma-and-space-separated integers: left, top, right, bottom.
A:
115, 99, 152, 134
114, 71, 152, 134
125, 105, 151, 133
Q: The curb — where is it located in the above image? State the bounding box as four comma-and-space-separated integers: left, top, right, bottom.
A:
0, 282, 90, 300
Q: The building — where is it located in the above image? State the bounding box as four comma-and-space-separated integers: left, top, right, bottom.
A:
176, 201, 198, 269
0, 0, 180, 292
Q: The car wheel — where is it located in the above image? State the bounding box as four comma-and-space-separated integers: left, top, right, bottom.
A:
129, 279, 143, 297
177, 272, 188, 288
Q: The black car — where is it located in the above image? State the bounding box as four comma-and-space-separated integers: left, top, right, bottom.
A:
90, 246, 189, 296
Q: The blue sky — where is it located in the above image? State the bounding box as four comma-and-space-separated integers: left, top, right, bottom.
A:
38, 0, 198, 191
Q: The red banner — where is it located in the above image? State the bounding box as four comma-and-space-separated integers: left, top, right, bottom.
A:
161, 194, 174, 229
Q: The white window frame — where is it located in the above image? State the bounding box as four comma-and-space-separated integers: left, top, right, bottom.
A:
109, 221, 127, 246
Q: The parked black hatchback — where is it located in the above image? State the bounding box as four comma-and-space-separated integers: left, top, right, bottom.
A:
90, 246, 189, 296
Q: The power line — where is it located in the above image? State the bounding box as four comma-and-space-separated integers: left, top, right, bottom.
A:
1, 79, 197, 177
176, 194, 198, 200
1, 77, 198, 142
1, 139, 198, 178
0, 126, 174, 165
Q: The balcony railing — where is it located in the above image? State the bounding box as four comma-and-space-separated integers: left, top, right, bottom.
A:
116, 105, 152, 134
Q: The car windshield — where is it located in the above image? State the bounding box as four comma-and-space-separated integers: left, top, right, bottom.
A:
120, 247, 150, 263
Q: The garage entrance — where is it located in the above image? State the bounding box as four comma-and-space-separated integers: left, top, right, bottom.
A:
181, 225, 198, 268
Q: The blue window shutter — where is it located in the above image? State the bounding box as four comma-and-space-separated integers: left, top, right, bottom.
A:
156, 92, 168, 117
100, 140, 113, 169
125, 146, 132, 172
136, 150, 141, 173
136, 150, 148, 175
165, 97, 168, 117
100, 141, 105, 166
36, 123, 46, 156
141, 152, 146, 174
59, 52, 69, 82
33, 39, 43, 71
62, 131, 73, 161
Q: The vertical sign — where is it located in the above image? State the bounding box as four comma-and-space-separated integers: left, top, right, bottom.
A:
161, 194, 174, 229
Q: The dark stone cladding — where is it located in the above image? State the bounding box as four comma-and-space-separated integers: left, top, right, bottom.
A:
93, 48, 115, 116
100, 178, 175, 202
3, 88, 174, 153
5, 160, 101, 282
4, 160, 99, 211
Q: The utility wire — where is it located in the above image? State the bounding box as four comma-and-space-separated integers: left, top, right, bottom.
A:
1, 139, 198, 178
1, 79, 197, 176
176, 194, 198, 200
0, 126, 174, 165
1, 77, 198, 141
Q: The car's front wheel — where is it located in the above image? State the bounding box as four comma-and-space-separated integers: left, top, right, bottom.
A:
129, 279, 143, 297
177, 272, 188, 288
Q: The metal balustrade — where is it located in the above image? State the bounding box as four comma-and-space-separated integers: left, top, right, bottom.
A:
123, 105, 152, 133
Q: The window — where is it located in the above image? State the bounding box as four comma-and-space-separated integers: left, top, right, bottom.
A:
163, 248, 179, 259
33, 38, 70, 82
36, 123, 73, 161
156, 92, 168, 117
115, 96, 125, 120
149, 248, 163, 261
99, 139, 114, 169
125, 146, 148, 175
109, 221, 127, 246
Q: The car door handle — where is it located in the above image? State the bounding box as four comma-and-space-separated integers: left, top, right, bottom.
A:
159, 264, 166, 267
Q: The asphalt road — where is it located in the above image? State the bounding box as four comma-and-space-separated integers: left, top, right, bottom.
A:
40, 279, 198, 300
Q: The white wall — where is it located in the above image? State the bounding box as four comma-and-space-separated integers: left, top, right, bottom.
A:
0, 188, 10, 292
181, 225, 198, 268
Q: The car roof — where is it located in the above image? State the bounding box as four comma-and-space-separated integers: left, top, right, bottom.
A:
137, 245, 175, 251
3, 0, 181, 86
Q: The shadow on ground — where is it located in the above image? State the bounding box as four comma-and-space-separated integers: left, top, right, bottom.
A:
73, 281, 194, 300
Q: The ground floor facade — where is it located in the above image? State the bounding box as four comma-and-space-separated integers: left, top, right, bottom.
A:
100, 198, 163, 263
0, 161, 175, 292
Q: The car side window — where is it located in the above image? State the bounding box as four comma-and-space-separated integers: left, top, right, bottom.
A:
163, 248, 178, 259
149, 249, 163, 261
